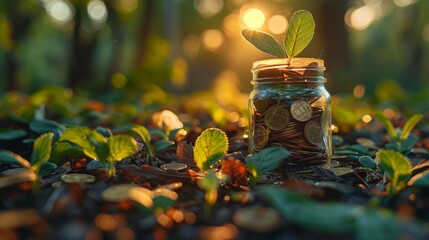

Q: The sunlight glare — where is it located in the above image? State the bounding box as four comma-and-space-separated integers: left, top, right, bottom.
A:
194, 0, 224, 18
88, 0, 108, 23
393, 0, 418, 7
268, 15, 288, 34
46, 0, 73, 24
242, 8, 265, 29
345, 6, 376, 31
201, 29, 224, 51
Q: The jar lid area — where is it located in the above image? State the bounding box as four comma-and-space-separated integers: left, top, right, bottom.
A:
252, 58, 324, 70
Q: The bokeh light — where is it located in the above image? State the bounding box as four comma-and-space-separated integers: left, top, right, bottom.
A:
182, 35, 200, 58
242, 8, 265, 29
201, 29, 224, 51
223, 12, 240, 35
393, 0, 418, 7
345, 6, 376, 31
268, 15, 288, 34
87, 0, 108, 23
111, 73, 127, 89
114, 0, 138, 14
45, 0, 74, 24
194, 0, 224, 18
362, 114, 372, 123
353, 84, 366, 98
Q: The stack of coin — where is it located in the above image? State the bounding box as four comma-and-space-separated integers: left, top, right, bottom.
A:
250, 85, 328, 167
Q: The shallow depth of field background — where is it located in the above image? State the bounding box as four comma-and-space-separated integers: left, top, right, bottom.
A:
1, 0, 428, 111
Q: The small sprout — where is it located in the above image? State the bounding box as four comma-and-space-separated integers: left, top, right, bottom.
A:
194, 128, 229, 171
241, 10, 315, 60
375, 149, 412, 194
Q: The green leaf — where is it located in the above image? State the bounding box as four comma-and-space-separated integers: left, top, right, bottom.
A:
376, 112, 397, 140
0, 129, 27, 140
39, 162, 57, 177
241, 29, 286, 58
197, 171, 221, 192
131, 125, 155, 156
60, 127, 107, 160
31, 132, 54, 168
95, 126, 113, 138
50, 142, 86, 165
154, 140, 174, 153
0, 150, 31, 168
29, 119, 66, 140
245, 146, 289, 178
359, 156, 377, 170
260, 187, 360, 233
284, 10, 315, 59
356, 208, 401, 240
107, 135, 137, 163
400, 114, 423, 140
375, 149, 412, 191
194, 128, 229, 170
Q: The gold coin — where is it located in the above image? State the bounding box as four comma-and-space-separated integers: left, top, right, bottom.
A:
102, 184, 137, 202
253, 124, 269, 150
290, 100, 313, 122
304, 121, 323, 145
160, 163, 187, 171
264, 105, 290, 130
61, 173, 95, 184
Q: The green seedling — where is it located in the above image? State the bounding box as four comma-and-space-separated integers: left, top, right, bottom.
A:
0, 132, 57, 185
241, 10, 315, 60
376, 113, 423, 153
375, 149, 412, 195
194, 128, 229, 171
59, 126, 137, 176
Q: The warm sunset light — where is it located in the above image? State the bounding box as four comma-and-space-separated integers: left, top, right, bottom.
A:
268, 15, 288, 34
242, 8, 265, 29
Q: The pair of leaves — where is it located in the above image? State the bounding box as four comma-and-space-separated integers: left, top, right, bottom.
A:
375, 149, 412, 193
59, 127, 137, 164
241, 10, 315, 59
379, 112, 424, 141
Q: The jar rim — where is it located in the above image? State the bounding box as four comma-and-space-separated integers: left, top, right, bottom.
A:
252, 58, 324, 70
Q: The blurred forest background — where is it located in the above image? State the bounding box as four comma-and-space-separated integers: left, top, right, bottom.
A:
0, 0, 428, 112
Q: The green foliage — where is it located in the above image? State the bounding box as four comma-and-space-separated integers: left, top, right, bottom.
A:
50, 142, 85, 165
261, 187, 410, 238
376, 113, 423, 153
0, 150, 31, 168
31, 132, 54, 172
241, 29, 286, 58
400, 114, 423, 140
245, 146, 289, 181
0, 129, 26, 140
106, 135, 138, 163
30, 119, 66, 140
194, 128, 229, 170
197, 171, 224, 206
60, 126, 137, 176
375, 149, 412, 193
359, 156, 377, 170
241, 10, 315, 59
154, 140, 174, 153
284, 10, 315, 59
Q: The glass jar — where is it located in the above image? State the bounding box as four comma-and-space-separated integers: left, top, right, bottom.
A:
248, 58, 332, 169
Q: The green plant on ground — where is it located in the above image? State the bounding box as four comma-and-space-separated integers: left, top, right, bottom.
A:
59, 126, 138, 176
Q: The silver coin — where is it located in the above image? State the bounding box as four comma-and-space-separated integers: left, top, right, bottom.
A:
290, 100, 313, 122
